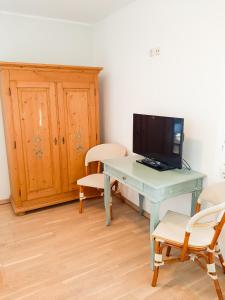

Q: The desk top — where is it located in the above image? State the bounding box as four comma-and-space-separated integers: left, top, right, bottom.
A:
104, 155, 206, 189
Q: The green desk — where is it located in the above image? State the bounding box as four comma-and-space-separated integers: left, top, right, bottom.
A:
103, 155, 205, 270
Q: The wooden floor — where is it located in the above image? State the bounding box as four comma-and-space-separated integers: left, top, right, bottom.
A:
0, 197, 224, 300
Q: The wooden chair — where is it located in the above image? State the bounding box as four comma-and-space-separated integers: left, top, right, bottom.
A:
151, 182, 225, 300
77, 143, 126, 217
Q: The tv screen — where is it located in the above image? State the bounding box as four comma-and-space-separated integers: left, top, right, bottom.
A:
133, 114, 184, 170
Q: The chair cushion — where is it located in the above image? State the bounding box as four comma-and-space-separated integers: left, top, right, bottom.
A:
77, 173, 115, 189
152, 210, 215, 249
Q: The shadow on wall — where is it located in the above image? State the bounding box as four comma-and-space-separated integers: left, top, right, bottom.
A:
183, 137, 204, 172
99, 72, 110, 142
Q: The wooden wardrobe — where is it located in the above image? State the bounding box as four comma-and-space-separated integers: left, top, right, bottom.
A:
0, 62, 102, 214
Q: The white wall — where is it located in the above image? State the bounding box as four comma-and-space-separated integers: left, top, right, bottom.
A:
0, 12, 92, 65
0, 12, 92, 199
93, 0, 225, 253
0, 1, 225, 254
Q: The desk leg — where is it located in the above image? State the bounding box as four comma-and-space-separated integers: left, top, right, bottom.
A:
104, 174, 111, 226
139, 194, 144, 216
150, 201, 160, 271
191, 190, 202, 216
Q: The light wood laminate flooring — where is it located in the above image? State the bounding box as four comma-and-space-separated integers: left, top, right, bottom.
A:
0, 197, 224, 299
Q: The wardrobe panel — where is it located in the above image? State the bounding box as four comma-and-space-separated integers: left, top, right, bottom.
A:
57, 81, 98, 193
10, 81, 61, 201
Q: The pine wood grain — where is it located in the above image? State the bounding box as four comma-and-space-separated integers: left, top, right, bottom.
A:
0, 198, 224, 299
0, 61, 102, 73
0, 62, 101, 214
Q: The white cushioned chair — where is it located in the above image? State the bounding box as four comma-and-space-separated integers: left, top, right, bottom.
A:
151, 182, 225, 300
77, 143, 126, 216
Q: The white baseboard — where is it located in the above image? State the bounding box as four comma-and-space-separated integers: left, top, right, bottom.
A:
0, 198, 10, 205
117, 192, 150, 219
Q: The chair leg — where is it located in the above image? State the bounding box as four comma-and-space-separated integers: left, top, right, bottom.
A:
79, 186, 84, 214
152, 240, 163, 287
216, 244, 225, 274
207, 252, 224, 300
110, 195, 113, 220
214, 280, 224, 300
114, 181, 119, 193
218, 254, 225, 274
166, 246, 172, 257
110, 204, 113, 220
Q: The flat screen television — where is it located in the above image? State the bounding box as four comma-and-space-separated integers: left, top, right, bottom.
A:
133, 114, 184, 171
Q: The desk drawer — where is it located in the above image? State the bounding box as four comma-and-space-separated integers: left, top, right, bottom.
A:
162, 180, 200, 199
109, 168, 143, 192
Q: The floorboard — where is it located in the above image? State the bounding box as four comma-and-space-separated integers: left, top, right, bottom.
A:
0, 198, 224, 299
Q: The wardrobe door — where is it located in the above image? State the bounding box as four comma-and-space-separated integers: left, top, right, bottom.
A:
57, 82, 98, 192
10, 81, 61, 201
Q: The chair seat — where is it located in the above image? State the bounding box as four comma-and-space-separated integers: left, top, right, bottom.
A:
152, 210, 215, 249
77, 173, 115, 189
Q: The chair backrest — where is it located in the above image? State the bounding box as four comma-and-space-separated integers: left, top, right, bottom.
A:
85, 143, 127, 166
197, 182, 225, 205
180, 182, 225, 257
187, 182, 225, 232
186, 202, 225, 233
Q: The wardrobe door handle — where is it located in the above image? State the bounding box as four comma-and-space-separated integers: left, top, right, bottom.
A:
54, 137, 58, 145
62, 137, 65, 144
